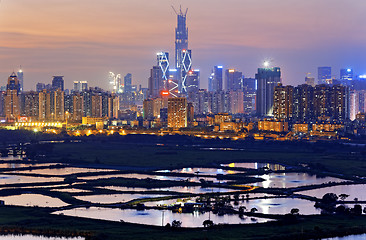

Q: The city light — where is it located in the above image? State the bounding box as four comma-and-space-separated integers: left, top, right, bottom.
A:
263, 61, 270, 67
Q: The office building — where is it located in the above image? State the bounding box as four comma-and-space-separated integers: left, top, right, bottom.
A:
5, 72, 21, 121
173, 7, 188, 69
243, 78, 257, 114
305, 76, 315, 87
17, 67, 23, 92
124, 73, 132, 93
52, 76, 64, 91
225, 69, 243, 91
340, 68, 353, 81
186, 69, 200, 94
209, 66, 223, 92
318, 67, 331, 84
148, 66, 164, 98
256, 67, 281, 117
180, 49, 192, 95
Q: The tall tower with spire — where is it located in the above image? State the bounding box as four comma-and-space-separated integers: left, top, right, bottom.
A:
172, 6, 191, 96
5, 72, 21, 121
173, 6, 188, 70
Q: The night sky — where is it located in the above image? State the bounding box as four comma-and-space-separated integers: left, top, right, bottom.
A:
0, 0, 365, 91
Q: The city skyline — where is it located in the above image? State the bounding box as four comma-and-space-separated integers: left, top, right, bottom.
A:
0, 0, 365, 91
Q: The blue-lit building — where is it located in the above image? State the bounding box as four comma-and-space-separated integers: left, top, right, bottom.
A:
340, 68, 353, 81
209, 66, 223, 92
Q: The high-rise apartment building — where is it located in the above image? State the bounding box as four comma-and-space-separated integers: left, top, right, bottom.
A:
256, 67, 281, 117
293, 84, 314, 122
22, 91, 39, 120
273, 84, 293, 119
168, 97, 187, 129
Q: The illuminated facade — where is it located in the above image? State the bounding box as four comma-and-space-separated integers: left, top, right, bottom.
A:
273, 84, 293, 120
38, 89, 52, 121
186, 69, 200, 94
209, 66, 223, 93
54, 89, 65, 121
168, 97, 187, 129
173, 6, 188, 69
225, 69, 243, 91
148, 66, 164, 98
318, 67, 331, 84
73, 81, 88, 92
17, 67, 23, 92
293, 84, 314, 122
340, 68, 353, 81
180, 49, 192, 95
73, 93, 84, 122
256, 67, 281, 117
22, 91, 39, 121
5, 73, 21, 121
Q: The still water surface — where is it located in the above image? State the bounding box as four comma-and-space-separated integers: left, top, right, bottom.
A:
298, 184, 366, 201
0, 194, 68, 207
54, 207, 273, 227
74, 194, 171, 204
252, 172, 345, 188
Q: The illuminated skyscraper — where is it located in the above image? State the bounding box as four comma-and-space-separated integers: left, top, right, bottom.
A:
148, 66, 164, 98
17, 67, 23, 92
124, 73, 132, 93
52, 76, 64, 91
173, 6, 188, 70
54, 89, 65, 121
5, 72, 21, 121
186, 69, 200, 94
209, 66, 223, 92
157, 52, 169, 85
72, 93, 84, 122
256, 67, 281, 117
225, 69, 243, 91
340, 68, 353, 81
318, 67, 331, 84
180, 49, 192, 95
168, 97, 187, 129
273, 84, 293, 119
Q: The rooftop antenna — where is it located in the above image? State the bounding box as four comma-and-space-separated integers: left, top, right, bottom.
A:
171, 5, 188, 16
171, 5, 178, 15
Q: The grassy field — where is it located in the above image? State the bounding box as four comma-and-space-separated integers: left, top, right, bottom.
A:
0, 206, 366, 240
43, 140, 366, 177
